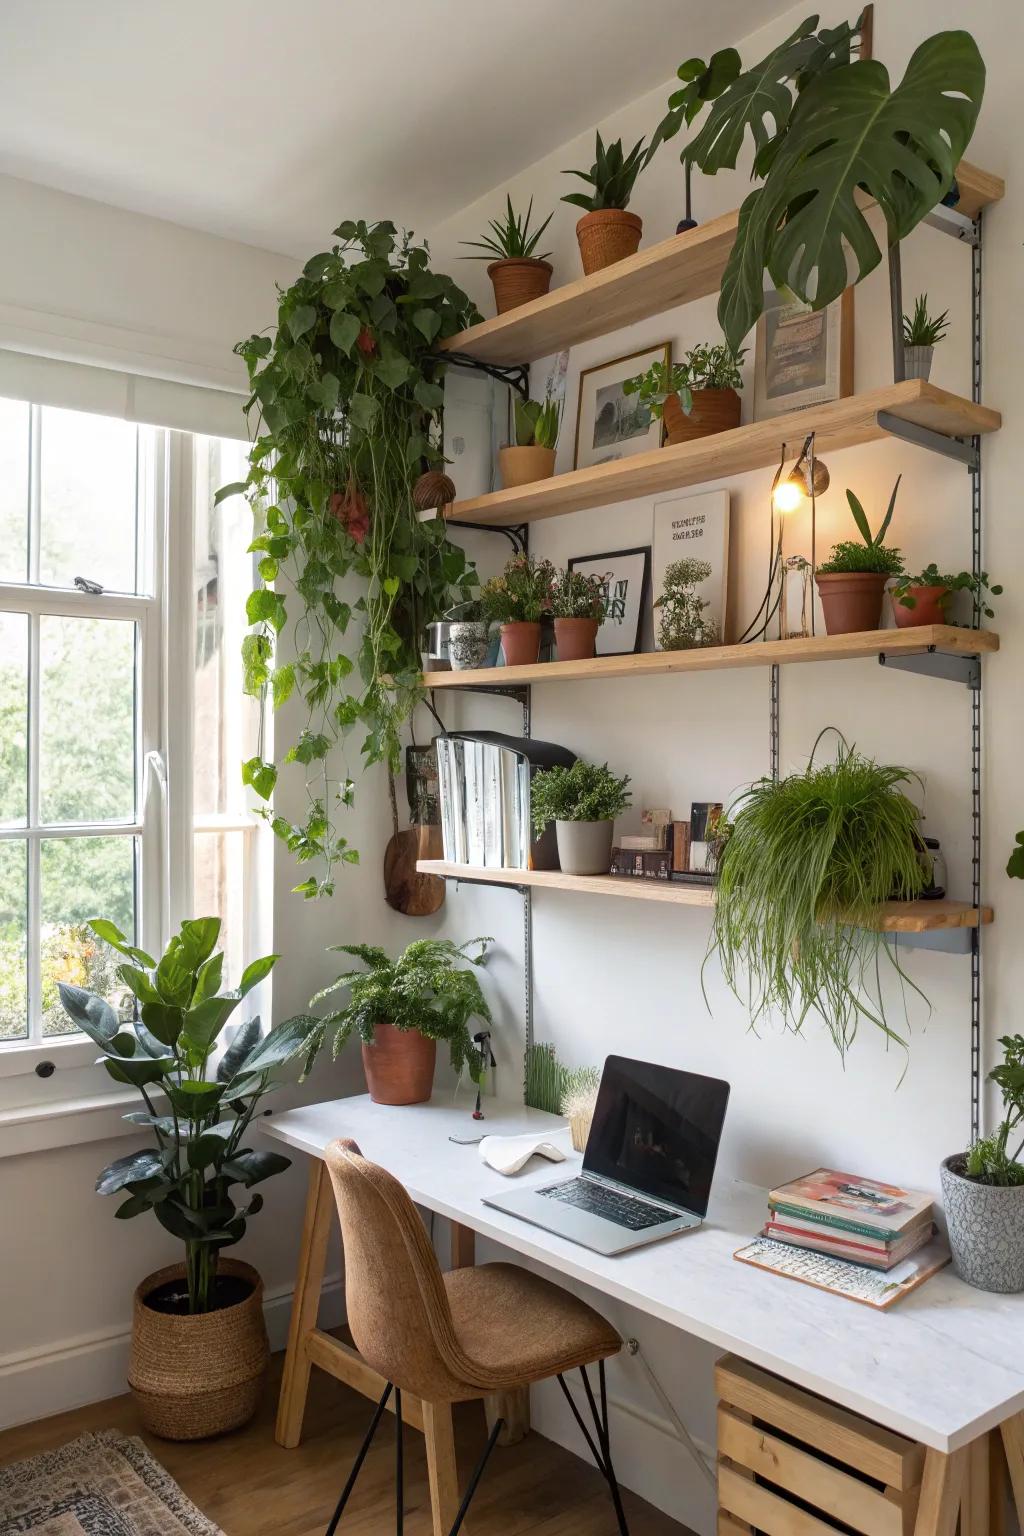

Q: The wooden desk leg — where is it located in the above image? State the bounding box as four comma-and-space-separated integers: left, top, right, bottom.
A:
999, 1411, 1024, 1526
450, 1218, 531, 1449
912, 1447, 967, 1536
961, 1434, 991, 1536
423, 1400, 461, 1536
990, 1423, 1012, 1536
276, 1159, 334, 1448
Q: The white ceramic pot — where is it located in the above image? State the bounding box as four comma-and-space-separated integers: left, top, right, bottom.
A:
448, 621, 489, 671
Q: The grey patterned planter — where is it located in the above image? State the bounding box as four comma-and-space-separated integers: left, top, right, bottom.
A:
904, 344, 934, 381
940, 1154, 1024, 1293
448, 621, 489, 671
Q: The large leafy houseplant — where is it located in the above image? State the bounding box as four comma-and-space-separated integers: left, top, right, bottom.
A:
228, 221, 481, 898
59, 917, 320, 1314
647, 14, 985, 352
708, 731, 928, 1054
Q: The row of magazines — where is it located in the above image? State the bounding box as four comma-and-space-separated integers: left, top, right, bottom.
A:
435, 732, 575, 871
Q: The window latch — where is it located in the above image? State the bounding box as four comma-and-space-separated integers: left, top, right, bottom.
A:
73, 575, 104, 594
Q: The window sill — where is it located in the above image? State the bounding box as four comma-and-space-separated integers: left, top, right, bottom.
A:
0, 1087, 144, 1159
0, 1035, 99, 1079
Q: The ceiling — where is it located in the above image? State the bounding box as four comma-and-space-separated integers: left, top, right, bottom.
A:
0, 0, 788, 258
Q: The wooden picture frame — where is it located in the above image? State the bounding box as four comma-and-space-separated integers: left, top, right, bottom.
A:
573, 342, 671, 470
753, 286, 854, 419
567, 546, 651, 656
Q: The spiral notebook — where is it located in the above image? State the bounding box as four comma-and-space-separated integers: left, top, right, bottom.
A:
734, 1235, 950, 1310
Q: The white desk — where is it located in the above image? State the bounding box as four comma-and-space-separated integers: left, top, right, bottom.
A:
264, 1094, 1024, 1534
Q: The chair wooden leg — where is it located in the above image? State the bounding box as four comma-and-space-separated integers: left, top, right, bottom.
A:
276, 1159, 335, 1448
912, 1446, 967, 1536
422, 1401, 461, 1536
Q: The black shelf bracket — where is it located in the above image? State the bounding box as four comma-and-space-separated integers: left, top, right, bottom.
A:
876, 410, 980, 470
878, 647, 981, 689
453, 519, 529, 555
440, 351, 531, 399
444, 872, 529, 897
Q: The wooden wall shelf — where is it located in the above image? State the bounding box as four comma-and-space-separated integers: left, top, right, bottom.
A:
439, 161, 1003, 367
417, 861, 993, 933
438, 382, 1000, 529
422, 624, 998, 690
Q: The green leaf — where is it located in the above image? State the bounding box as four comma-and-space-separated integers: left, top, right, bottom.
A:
192, 951, 224, 1005
246, 589, 287, 634
140, 1001, 185, 1047
57, 983, 118, 1044
238, 953, 278, 996
242, 755, 278, 801
375, 346, 412, 391
258, 555, 278, 582
285, 730, 330, 765
217, 1016, 263, 1083
166, 1079, 225, 1119
846, 489, 874, 546
1007, 833, 1024, 882
412, 308, 442, 344
271, 664, 295, 708
214, 480, 248, 506
115, 1193, 153, 1219
287, 304, 317, 341
96, 1151, 164, 1195
685, 16, 822, 173
348, 392, 379, 431
329, 312, 361, 354
231, 1013, 322, 1080
222, 1149, 291, 1186
104, 1055, 174, 1087
413, 379, 444, 412
188, 1131, 231, 1171
242, 633, 272, 696
116, 964, 162, 1005
180, 997, 239, 1056
88, 920, 155, 968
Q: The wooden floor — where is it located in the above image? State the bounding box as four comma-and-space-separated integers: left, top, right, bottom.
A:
0, 1349, 694, 1536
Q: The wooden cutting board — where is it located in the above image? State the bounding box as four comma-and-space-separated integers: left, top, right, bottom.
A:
383, 823, 445, 916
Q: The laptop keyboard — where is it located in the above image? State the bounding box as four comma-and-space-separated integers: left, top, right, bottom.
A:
539, 1177, 681, 1231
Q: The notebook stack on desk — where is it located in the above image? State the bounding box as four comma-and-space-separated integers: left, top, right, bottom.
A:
763, 1167, 935, 1271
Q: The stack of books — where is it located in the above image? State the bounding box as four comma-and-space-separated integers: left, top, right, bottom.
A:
763, 1167, 935, 1272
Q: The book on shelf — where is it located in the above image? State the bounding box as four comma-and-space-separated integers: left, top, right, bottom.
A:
762, 1218, 935, 1272
769, 1167, 934, 1239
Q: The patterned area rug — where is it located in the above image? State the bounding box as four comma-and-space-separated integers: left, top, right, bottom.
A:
0, 1430, 223, 1536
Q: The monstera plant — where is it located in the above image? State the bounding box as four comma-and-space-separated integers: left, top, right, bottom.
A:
648, 14, 986, 351
227, 221, 481, 897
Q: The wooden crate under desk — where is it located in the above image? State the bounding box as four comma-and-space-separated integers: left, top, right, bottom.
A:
716, 1354, 925, 1536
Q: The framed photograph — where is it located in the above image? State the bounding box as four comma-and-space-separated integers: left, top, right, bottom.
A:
651, 490, 730, 649
567, 546, 650, 656
753, 286, 853, 419
573, 342, 670, 469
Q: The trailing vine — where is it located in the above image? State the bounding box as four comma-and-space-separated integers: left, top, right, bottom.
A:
224, 221, 480, 897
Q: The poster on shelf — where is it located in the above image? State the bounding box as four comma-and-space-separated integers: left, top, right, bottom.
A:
651, 489, 730, 650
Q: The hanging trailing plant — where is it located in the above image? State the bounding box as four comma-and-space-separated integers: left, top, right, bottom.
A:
225, 221, 481, 897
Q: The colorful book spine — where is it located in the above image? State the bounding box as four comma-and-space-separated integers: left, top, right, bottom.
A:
769, 1199, 930, 1243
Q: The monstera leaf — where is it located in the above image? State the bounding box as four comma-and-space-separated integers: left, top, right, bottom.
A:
717, 31, 985, 351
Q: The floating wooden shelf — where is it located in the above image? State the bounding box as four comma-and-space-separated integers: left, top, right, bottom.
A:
438, 382, 1000, 529
422, 624, 998, 690
417, 861, 993, 933
440, 161, 1003, 366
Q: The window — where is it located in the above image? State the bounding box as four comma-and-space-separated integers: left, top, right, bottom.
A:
0, 399, 271, 1081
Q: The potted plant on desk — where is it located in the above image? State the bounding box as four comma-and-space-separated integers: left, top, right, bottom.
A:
481, 553, 555, 667
623, 343, 745, 444
551, 566, 606, 661
562, 132, 647, 274
57, 916, 321, 1440
311, 937, 493, 1106
460, 195, 554, 314
815, 478, 904, 635
890, 565, 1001, 628
531, 759, 632, 875
941, 1031, 1024, 1293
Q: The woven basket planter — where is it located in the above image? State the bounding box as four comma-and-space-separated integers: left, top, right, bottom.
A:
128, 1259, 268, 1440
487, 257, 552, 314
575, 210, 642, 274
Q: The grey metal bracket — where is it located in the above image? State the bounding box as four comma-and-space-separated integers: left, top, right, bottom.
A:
446, 872, 529, 898
876, 410, 980, 470
892, 927, 974, 955
923, 204, 980, 245
878, 647, 980, 689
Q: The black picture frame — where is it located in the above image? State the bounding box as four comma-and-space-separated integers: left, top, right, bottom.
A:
567, 546, 651, 656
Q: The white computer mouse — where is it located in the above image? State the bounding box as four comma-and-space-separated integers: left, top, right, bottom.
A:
479, 1131, 568, 1176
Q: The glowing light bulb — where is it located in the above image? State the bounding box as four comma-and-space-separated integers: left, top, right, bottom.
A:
773, 476, 804, 514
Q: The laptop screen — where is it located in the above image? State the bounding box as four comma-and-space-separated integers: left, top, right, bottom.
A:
583, 1056, 730, 1217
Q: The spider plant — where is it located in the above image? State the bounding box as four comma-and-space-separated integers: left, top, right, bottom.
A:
707, 730, 929, 1055
461, 196, 553, 261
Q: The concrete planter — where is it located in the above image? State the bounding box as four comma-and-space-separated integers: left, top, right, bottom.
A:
904, 345, 934, 381
940, 1154, 1024, 1293
555, 819, 614, 876
448, 620, 489, 670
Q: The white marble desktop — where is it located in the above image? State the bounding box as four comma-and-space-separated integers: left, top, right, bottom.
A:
262, 1092, 1024, 1451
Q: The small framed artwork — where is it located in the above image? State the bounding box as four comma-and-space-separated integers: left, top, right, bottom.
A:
753, 286, 854, 419
567, 546, 650, 656
573, 342, 670, 470
651, 490, 730, 649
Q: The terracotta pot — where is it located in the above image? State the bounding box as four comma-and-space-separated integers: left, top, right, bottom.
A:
487, 257, 553, 314
554, 616, 599, 661
815, 572, 889, 635
362, 1022, 436, 1105
892, 585, 949, 628
575, 209, 643, 275
662, 388, 741, 445
128, 1259, 268, 1440
500, 621, 542, 667
498, 445, 556, 488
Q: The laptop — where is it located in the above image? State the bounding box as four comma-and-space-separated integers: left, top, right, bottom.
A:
483, 1056, 730, 1255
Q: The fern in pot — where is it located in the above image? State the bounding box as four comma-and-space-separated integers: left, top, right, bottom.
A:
59, 916, 322, 1440
707, 730, 929, 1056
531, 759, 632, 876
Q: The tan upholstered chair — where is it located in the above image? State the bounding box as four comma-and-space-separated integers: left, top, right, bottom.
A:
322, 1137, 630, 1536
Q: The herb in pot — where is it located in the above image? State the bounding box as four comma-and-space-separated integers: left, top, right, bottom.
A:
531, 760, 632, 876
624, 344, 745, 418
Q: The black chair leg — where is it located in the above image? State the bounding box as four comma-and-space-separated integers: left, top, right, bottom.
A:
395, 1388, 404, 1536
325, 1382, 393, 1536
447, 1414, 504, 1536
556, 1364, 631, 1536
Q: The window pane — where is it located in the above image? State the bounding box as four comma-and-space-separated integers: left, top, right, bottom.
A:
0, 840, 27, 1041
194, 829, 248, 990
40, 834, 136, 1036
0, 613, 28, 826
40, 616, 136, 824
193, 437, 260, 817
0, 398, 29, 583
39, 406, 138, 592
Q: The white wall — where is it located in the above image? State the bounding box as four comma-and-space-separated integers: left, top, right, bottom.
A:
424, 2, 1022, 1527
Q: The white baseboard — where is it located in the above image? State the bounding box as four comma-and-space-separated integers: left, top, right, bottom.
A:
0, 1273, 346, 1434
